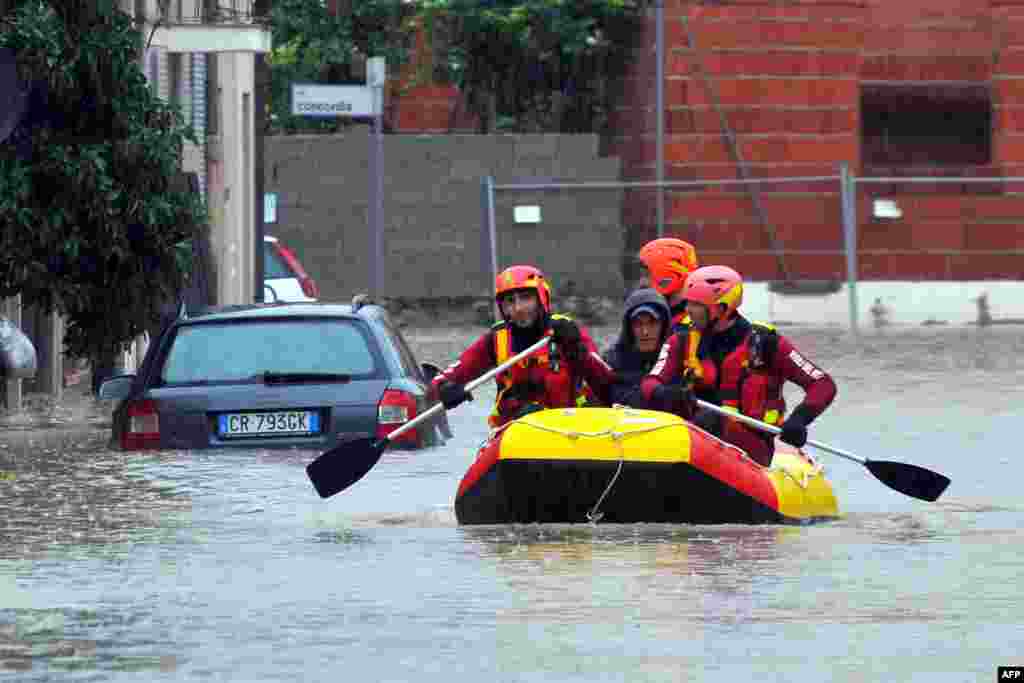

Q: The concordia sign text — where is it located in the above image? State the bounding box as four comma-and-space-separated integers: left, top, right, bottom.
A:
290, 84, 376, 118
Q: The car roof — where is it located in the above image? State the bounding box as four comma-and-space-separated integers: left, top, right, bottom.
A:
179, 302, 388, 325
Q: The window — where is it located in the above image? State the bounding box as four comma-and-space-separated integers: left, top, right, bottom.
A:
205, 53, 218, 135
146, 48, 159, 88
168, 53, 188, 126
160, 319, 379, 384
861, 83, 991, 169
383, 322, 421, 378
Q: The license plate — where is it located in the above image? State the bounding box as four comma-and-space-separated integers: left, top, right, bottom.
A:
217, 410, 320, 438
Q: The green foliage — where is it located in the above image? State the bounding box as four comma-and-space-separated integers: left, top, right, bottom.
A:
416, 0, 649, 132
0, 0, 206, 360
267, 0, 416, 134
266, 0, 645, 134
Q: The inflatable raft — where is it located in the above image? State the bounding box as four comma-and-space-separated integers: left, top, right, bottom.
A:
455, 406, 840, 525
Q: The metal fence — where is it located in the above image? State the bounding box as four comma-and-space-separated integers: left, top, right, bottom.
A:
186, 0, 258, 24
846, 171, 1024, 334
480, 170, 850, 325
481, 165, 1024, 336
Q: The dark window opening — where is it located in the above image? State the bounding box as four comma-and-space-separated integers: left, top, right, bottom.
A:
168, 53, 184, 125
206, 53, 218, 135
861, 83, 992, 169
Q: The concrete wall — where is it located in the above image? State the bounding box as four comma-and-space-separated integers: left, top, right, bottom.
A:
264, 130, 624, 301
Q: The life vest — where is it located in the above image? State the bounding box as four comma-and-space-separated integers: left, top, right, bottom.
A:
670, 307, 689, 333
707, 322, 784, 426
489, 314, 586, 427
675, 319, 704, 383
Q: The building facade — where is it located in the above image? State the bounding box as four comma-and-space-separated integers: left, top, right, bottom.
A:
607, 0, 1024, 282
130, 0, 270, 306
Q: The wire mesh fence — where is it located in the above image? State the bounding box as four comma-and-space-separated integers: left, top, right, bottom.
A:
481, 165, 1024, 335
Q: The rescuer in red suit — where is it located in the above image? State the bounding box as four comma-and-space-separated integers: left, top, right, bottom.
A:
638, 237, 699, 332
641, 265, 837, 466
431, 265, 616, 429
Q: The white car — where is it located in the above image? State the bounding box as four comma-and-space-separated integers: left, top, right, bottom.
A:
263, 235, 319, 302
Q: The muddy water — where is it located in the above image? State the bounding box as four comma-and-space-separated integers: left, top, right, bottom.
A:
1, 324, 1021, 682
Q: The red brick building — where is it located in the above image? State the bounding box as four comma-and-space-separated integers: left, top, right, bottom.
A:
392, 0, 1024, 282
609, 0, 1024, 281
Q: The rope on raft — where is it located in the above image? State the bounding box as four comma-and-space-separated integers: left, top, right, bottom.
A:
511, 408, 688, 523
500, 407, 827, 518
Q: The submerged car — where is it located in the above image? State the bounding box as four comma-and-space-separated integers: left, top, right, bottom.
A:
99, 301, 450, 451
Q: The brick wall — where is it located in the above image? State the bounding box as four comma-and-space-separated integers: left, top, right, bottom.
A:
264, 131, 624, 300
385, 20, 478, 133
610, 0, 1024, 281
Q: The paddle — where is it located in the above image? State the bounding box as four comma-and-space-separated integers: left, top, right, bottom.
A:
694, 399, 951, 502
306, 336, 552, 499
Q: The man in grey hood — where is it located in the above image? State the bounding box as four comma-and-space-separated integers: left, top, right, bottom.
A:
602, 288, 672, 408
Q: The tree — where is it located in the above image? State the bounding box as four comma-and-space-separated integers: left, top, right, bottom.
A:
265, 1, 646, 135
0, 0, 206, 362
267, 0, 417, 134
417, 0, 649, 133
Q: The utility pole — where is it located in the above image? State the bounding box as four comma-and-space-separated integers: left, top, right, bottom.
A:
367, 57, 385, 300
655, 0, 665, 238
253, 0, 270, 301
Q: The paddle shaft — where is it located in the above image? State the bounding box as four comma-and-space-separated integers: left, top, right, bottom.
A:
695, 399, 864, 466
383, 336, 552, 444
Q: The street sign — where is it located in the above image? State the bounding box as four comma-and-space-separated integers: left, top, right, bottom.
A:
367, 57, 387, 87
514, 206, 541, 224
291, 84, 375, 117
264, 193, 277, 224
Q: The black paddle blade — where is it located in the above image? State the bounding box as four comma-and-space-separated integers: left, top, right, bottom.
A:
865, 460, 951, 502
306, 438, 387, 499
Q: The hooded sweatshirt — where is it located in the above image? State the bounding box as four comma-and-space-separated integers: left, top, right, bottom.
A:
602, 288, 671, 408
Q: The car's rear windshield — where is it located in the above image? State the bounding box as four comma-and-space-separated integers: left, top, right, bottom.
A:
159, 318, 379, 384
263, 243, 293, 279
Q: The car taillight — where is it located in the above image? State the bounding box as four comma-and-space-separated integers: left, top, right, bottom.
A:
377, 389, 418, 445
123, 399, 160, 450
274, 242, 319, 299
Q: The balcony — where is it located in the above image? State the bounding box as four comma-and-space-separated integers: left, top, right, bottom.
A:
173, 0, 262, 26
148, 1, 271, 53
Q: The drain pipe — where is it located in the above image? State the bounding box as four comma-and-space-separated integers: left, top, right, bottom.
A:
655, 0, 665, 238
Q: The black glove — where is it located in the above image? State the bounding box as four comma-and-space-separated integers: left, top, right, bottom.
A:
651, 383, 695, 414
437, 380, 472, 410
550, 318, 584, 362
779, 405, 815, 448
690, 407, 722, 435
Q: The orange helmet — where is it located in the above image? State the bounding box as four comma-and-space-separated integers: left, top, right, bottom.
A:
638, 238, 699, 296
495, 265, 551, 314
683, 265, 743, 331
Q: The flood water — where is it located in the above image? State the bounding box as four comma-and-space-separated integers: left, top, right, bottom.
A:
1, 323, 1022, 682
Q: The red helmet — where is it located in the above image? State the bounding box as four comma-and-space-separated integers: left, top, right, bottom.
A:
638, 238, 699, 296
683, 265, 743, 331
495, 265, 551, 314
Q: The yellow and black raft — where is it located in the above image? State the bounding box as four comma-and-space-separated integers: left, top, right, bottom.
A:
454, 406, 840, 525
